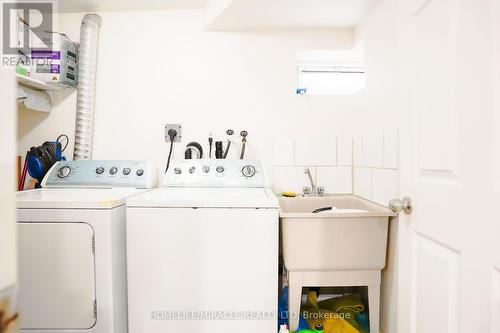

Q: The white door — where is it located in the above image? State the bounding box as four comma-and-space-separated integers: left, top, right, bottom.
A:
397, 0, 500, 332
17, 222, 96, 330
0, 67, 18, 331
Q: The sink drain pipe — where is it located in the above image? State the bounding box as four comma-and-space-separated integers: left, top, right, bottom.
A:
73, 14, 102, 160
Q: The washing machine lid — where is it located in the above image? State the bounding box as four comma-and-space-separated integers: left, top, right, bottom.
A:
17, 188, 152, 209
126, 187, 279, 208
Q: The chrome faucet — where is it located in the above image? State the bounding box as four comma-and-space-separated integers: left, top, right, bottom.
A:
303, 168, 325, 196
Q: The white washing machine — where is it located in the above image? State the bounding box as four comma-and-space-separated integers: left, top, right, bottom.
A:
126, 159, 279, 333
16, 160, 157, 333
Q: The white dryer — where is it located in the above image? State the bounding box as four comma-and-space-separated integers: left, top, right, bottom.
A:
126, 159, 279, 333
16, 160, 157, 333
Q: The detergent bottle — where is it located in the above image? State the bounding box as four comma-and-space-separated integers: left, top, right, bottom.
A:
295, 323, 324, 333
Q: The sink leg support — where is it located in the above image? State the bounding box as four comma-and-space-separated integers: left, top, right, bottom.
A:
368, 284, 380, 333
288, 271, 303, 331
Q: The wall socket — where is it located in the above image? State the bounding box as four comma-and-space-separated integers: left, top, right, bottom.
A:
165, 124, 182, 142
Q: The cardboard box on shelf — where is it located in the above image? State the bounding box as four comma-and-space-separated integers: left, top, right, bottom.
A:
31, 32, 78, 87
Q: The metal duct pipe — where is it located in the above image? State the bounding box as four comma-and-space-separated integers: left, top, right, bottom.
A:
73, 14, 102, 160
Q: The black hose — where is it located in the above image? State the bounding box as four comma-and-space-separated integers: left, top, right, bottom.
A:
239, 141, 246, 159
223, 141, 231, 159
208, 136, 213, 158
215, 141, 223, 159
186, 142, 203, 159
312, 207, 333, 213
239, 130, 248, 159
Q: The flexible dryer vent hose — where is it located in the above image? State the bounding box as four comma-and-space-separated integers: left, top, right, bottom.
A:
73, 14, 102, 160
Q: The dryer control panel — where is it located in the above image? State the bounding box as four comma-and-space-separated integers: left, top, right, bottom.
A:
41, 160, 158, 189
164, 159, 266, 188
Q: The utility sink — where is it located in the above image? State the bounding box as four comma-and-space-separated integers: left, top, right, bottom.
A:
279, 195, 396, 271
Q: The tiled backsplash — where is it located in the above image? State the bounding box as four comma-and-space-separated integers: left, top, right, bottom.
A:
272, 129, 399, 207
272, 137, 353, 195
353, 130, 399, 206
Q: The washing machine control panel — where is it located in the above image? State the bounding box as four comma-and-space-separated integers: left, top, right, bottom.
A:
164, 160, 266, 187
42, 160, 158, 188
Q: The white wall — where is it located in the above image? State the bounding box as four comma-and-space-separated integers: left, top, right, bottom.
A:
0, 67, 18, 324
18, 9, 363, 184
18, 8, 399, 189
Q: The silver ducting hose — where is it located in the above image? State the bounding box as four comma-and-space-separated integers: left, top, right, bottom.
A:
73, 14, 102, 160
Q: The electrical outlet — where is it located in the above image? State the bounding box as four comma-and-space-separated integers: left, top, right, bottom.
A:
165, 124, 182, 142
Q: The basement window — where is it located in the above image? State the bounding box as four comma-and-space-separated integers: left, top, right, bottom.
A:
296, 47, 365, 96
296, 65, 365, 95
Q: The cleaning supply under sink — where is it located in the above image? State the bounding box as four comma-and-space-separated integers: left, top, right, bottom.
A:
317, 294, 365, 331
301, 291, 361, 333
279, 324, 290, 333
295, 323, 324, 333
278, 287, 309, 330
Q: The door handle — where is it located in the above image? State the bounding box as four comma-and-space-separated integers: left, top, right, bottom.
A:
389, 197, 413, 215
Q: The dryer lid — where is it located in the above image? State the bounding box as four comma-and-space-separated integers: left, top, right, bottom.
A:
16, 188, 152, 209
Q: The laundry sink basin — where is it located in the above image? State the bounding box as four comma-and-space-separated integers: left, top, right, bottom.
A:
279, 195, 396, 271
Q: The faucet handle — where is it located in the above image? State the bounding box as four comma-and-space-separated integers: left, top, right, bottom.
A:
316, 186, 325, 196
302, 186, 311, 196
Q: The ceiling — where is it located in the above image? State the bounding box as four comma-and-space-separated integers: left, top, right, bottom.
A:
58, 0, 208, 12
206, 0, 378, 30
57, 0, 377, 30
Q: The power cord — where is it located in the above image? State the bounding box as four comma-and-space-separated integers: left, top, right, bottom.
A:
56, 134, 69, 152
165, 129, 178, 173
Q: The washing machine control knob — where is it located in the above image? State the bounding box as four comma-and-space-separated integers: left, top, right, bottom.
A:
189, 166, 196, 174
174, 168, 182, 175
96, 167, 105, 175
242, 165, 256, 177
136, 169, 144, 176
202, 166, 210, 173
216, 166, 224, 173
56, 166, 71, 178
123, 168, 131, 175
109, 167, 118, 175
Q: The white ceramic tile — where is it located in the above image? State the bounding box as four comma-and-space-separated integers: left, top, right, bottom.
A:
353, 136, 363, 167
272, 138, 294, 166
363, 131, 384, 168
337, 137, 353, 166
273, 166, 315, 195
316, 167, 352, 194
295, 137, 337, 166
354, 167, 372, 200
372, 169, 399, 207
384, 129, 399, 169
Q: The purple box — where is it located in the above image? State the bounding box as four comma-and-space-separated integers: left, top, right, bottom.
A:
50, 64, 60, 74
31, 50, 61, 59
